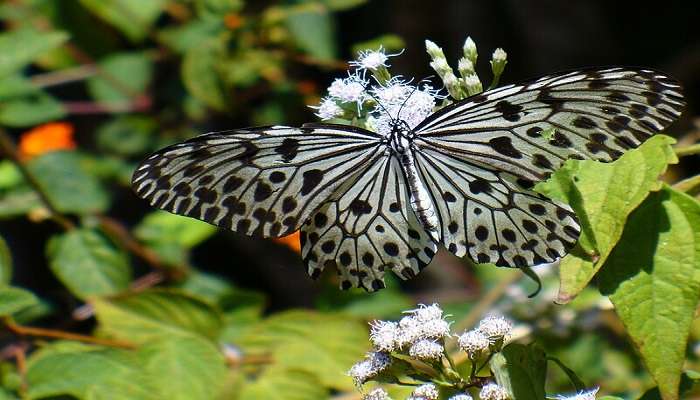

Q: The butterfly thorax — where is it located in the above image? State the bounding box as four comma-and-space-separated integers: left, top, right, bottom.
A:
388, 120, 440, 238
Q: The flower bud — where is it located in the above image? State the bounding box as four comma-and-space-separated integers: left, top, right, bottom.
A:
463, 36, 477, 64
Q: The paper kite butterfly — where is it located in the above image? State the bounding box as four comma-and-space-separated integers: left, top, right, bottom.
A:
132, 68, 684, 291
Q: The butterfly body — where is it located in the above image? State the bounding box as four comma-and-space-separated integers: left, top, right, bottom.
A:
132, 67, 684, 291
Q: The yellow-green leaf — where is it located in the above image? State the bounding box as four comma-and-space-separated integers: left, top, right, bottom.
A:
238, 367, 328, 400
0, 286, 38, 317
0, 28, 68, 77
537, 135, 677, 302
78, 0, 165, 42
598, 187, 700, 400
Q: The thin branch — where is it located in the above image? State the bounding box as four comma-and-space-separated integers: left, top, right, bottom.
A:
0, 128, 75, 230
30, 64, 97, 88
63, 98, 151, 115
3, 318, 135, 349
674, 143, 700, 157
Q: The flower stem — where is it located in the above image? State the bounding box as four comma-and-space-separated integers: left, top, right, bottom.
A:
674, 143, 700, 157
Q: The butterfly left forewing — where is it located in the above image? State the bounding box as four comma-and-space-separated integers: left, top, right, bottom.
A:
132, 125, 382, 238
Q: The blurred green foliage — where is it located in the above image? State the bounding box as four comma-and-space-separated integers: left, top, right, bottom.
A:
0, 1, 698, 400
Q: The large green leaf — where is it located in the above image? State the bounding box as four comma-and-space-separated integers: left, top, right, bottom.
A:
537, 135, 677, 302
27, 151, 110, 214
26, 344, 156, 400
284, 4, 337, 60
92, 289, 223, 344
0, 92, 66, 128
78, 0, 166, 41
238, 367, 328, 400
598, 187, 700, 400
87, 52, 153, 107
0, 286, 38, 317
47, 228, 131, 299
238, 310, 367, 390
0, 235, 11, 285
96, 116, 155, 156
0, 28, 68, 77
139, 335, 227, 400
490, 343, 547, 400
182, 37, 228, 110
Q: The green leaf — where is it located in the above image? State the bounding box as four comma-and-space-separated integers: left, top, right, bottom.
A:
87, 52, 153, 107
78, 0, 166, 41
0, 286, 38, 316
139, 335, 227, 400
638, 370, 700, 400
27, 151, 110, 214
0, 92, 66, 127
284, 4, 337, 60
598, 187, 700, 400
238, 367, 328, 400
316, 281, 412, 319
26, 343, 156, 400
0, 235, 11, 285
537, 135, 677, 302
489, 343, 547, 400
0, 28, 68, 77
47, 228, 131, 299
182, 37, 228, 110
92, 289, 223, 344
194, 0, 245, 16
157, 18, 223, 54
238, 310, 367, 390
321, 0, 369, 11
96, 116, 156, 156
134, 211, 217, 265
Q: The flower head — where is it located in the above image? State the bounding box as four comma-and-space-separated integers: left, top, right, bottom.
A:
313, 98, 343, 120
348, 351, 391, 386
409, 339, 444, 361
396, 315, 422, 347
350, 47, 400, 71
411, 383, 439, 400
492, 48, 507, 62
449, 394, 473, 400
327, 72, 368, 105
479, 383, 510, 400
409, 303, 444, 322
457, 329, 490, 357
368, 79, 439, 136
363, 387, 393, 400
462, 36, 477, 63
477, 315, 513, 342
553, 387, 599, 400
369, 320, 399, 352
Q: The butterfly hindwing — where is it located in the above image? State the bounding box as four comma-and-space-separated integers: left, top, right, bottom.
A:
415, 68, 684, 181
132, 125, 383, 238
415, 147, 579, 266
301, 155, 437, 291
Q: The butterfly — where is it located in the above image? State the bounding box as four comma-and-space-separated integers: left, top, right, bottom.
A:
131, 67, 684, 291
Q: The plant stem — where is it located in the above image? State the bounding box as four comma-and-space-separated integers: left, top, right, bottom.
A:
0, 128, 75, 230
3, 318, 135, 349
674, 143, 700, 157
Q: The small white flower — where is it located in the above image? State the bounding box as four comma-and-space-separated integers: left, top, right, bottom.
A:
348, 360, 375, 386
429, 58, 452, 75
409, 303, 444, 322
457, 58, 475, 76
478, 314, 513, 342
479, 383, 510, 400
419, 318, 451, 339
327, 73, 368, 104
369, 320, 399, 352
409, 339, 444, 361
463, 36, 477, 62
449, 394, 473, 400
425, 40, 446, 60
463, 74, 481, 88
457, 329, 490, 357
412, 383, 439, 400
396, 315, 422, 347
313, 98, 343, 120
363, 387, 393, 400
350, 47, 400, 71
554, 387, 599, 400
370, 77, 413, 105
347, 352, 391, 386
492, 48, 507, 62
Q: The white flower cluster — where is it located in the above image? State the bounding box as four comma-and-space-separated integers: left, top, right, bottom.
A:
368, 304, 451, 359
457, 314, 513, 358
313, 48, 442, 136
363, 387, 393, 400
348, 351, 392, 386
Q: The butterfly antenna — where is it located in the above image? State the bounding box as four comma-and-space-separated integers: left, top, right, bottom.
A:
364, 81, 393, 121
396, 76, 434, 122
